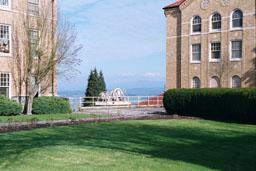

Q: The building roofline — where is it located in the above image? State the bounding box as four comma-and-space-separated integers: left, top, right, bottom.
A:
163, 0, 186, 10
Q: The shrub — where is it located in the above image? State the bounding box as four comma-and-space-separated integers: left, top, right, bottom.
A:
32, 96, 71, 114
164, 88, 256, 124
0, 95, 23, 116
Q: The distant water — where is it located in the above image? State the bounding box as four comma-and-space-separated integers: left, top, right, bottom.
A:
58, 87, 164, 98
58, 87, 165, 111
123, 87, 164, 96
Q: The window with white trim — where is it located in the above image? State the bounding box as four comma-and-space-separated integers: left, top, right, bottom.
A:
192, 44, 201, 62
0, 0, 9, 7
232, 76, 241, 88
232, 10, 243, 28
192, 77, 200, 88
211, 42, 221, 60
210, 76, 220, 88
28, 0, 39, 16
211, 13, 221, 30
0, 25, 10, 54
29, 29, 39, 58
231, 40, 242, 60
0, 73, 10, 98
192, 16, 201, 33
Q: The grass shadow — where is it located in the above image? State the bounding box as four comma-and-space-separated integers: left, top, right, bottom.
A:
0, 120, 255, 170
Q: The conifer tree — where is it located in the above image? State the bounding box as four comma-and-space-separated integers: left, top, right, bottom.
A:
84, 68, 107, 106
85, 69, 99, 97
99, 70, 107, 93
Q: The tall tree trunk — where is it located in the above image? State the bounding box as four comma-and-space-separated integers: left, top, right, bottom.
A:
26, 83, 39, 115
26, 95, 34, 115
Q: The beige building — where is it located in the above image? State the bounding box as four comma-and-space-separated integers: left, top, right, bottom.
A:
164, 0, 256, 89
0, 0, 57, 101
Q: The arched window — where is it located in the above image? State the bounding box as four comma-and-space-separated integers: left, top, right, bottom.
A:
232, 76, 241, 88
192, 77, 200, 88
232, 10, 243, 28
192, 16, 202, 33
211, 13, 221, 30
210, 76, 220, 88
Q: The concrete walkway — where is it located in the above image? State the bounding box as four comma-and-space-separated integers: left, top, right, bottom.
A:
0, 114, 154, 128
0, 107, 166, 128
0, 108, 165, 129
77, 107, 166, 116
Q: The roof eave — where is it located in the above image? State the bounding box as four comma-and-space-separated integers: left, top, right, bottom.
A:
163, 5, 180, 10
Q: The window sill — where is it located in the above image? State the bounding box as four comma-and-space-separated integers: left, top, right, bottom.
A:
190, 32, 201, 36
210, 29, 221, 33
230, 27, 243, 31
209, 59, 221, 63
0, 53, 11, 57
0, 6, 11, 11
230, 58, 242, 62
190, 61, 201, 64
28, 12, 40, 17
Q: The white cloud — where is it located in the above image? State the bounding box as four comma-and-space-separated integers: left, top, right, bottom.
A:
118, 72, 162, 77
59, 0, 170, 62
57, 0, 173, 91
144, 72, 161, 77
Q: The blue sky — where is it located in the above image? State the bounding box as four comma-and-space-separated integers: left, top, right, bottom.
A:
58, 0, 176, 91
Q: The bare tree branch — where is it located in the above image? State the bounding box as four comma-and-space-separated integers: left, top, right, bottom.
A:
9, 1, 83, 114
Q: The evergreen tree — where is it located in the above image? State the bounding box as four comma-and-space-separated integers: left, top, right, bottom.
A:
98, 70, 107, 93
85, 69, 99, 97
84, 68, 107, 106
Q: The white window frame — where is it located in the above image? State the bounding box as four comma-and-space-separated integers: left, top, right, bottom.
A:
28, 0, 40, 16
29, 29, 40, 59
0, 0, 11, 10
230, 40, 242, 61
0, 24, 11, 57
191, 16, 202, 35
210, 12, 221, 32
209, 42, 221, 62
190, 44, 201, 63
0, 72, 11, 98
192, 77, 200, 88
230, 9, 243, 30
231, 75, 242, 88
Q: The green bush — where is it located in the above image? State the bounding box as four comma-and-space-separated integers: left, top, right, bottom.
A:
164, 88, 256, 124
0, 95, 23, 116
32, 96, 71, 114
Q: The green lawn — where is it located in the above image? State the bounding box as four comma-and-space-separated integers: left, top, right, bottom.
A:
0, 120, 255, 171
0, 114, 103, 123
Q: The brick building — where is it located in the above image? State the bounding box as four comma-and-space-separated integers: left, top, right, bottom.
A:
0, 0, 57, 101
163, 0, 256, 89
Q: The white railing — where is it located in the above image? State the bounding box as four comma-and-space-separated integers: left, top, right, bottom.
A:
79, 96, 163, 108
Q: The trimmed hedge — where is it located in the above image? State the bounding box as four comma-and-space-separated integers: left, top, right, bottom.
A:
32, 96, 71, 114
164, 88, 256, 124
0, 95, 23, 116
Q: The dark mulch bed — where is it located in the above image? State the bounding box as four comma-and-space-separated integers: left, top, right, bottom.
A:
0, 115, 202, 133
